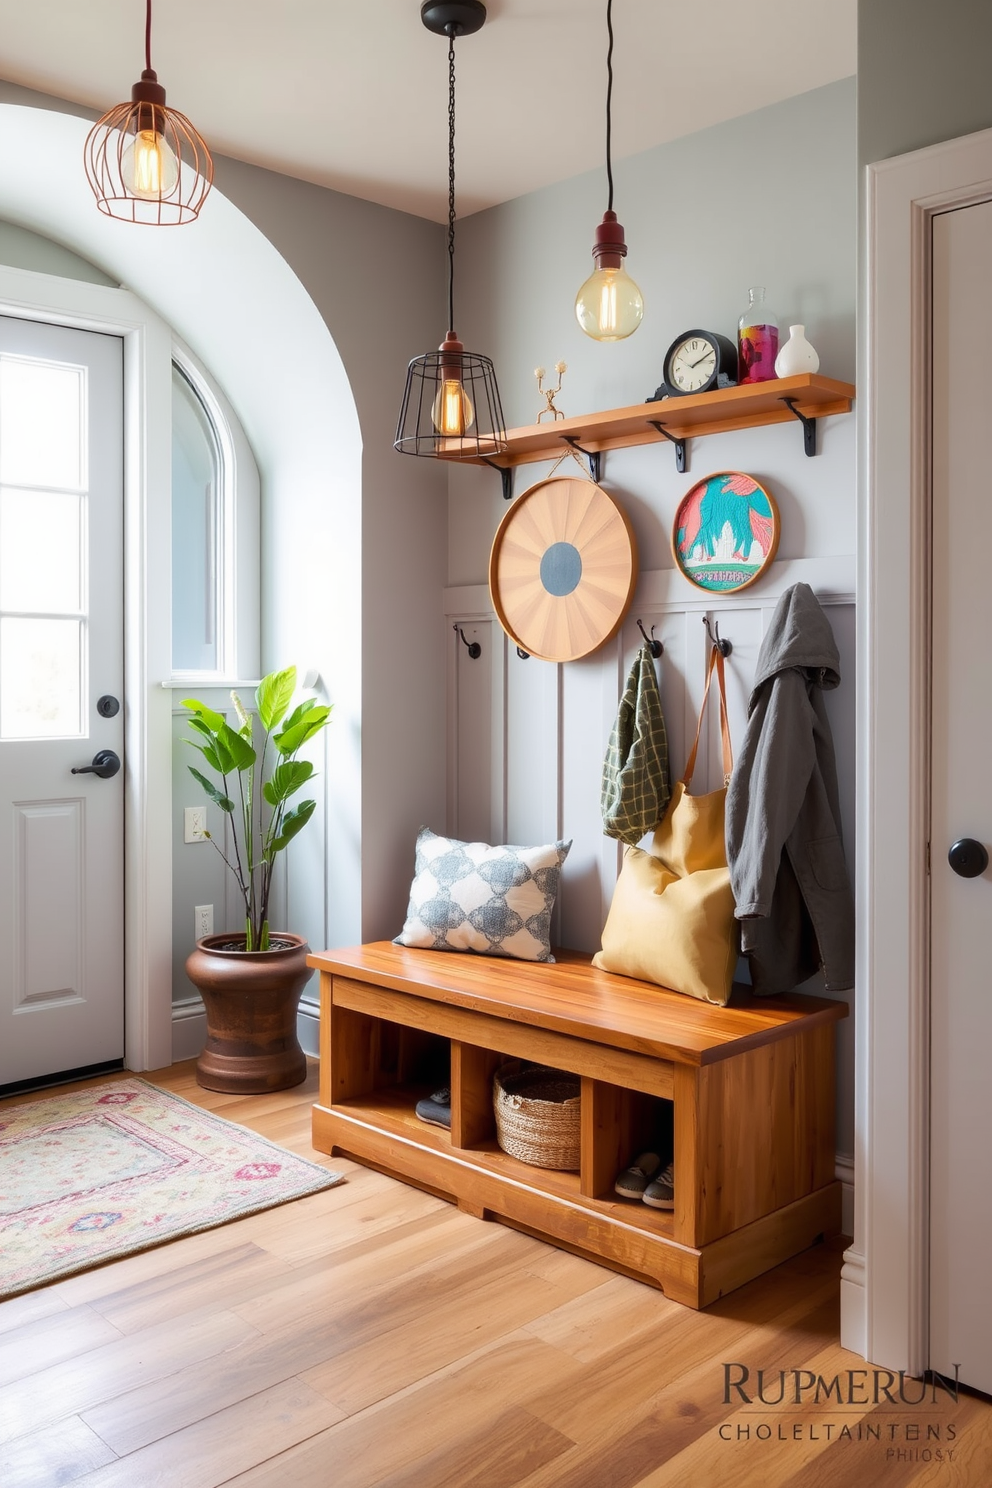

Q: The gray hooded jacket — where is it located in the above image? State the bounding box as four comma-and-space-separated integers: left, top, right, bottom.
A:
726, 583, 854, 995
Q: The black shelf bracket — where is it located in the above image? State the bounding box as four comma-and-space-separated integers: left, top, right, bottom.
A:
562, 436, 602, 484
780, 397, 817, 457
647, 420, 687, 474
482, 458, 514, 501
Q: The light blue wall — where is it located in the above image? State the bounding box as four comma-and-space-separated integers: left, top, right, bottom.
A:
451, 78, 856, 581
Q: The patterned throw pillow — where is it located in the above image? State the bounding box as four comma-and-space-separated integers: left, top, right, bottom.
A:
395, 828, 572, 963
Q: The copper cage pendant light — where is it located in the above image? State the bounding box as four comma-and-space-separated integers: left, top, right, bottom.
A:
84, 0, 213, 225
394, 1, 507, 460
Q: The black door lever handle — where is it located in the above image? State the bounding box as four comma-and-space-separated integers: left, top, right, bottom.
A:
71, 749, 121, 780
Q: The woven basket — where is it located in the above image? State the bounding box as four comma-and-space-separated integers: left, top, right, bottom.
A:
493, 1063, 581, 1171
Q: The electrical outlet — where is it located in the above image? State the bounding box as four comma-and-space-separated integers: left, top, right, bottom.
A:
184, 806, 208, 844
194, 904, 214, 940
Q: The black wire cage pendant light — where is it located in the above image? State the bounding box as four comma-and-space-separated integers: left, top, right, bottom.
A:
84, 0, 213, 225
394, 1, 507, 459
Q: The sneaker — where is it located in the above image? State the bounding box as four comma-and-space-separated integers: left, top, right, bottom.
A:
643, 1161, 674, 1210
415, 1087, 451, 1129
614, 1152, 661, 1199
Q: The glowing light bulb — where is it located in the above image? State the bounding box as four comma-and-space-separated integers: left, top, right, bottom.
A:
121, 128, 179, 199
431, 377, 475, 437
575, 264, 644, 342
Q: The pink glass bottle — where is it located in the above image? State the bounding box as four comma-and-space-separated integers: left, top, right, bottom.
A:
737, 286, 779, 384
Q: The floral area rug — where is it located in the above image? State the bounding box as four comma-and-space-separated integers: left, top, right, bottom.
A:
0, 1078, 344, 1298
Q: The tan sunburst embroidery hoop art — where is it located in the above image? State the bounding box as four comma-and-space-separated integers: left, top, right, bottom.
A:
489, 475, 638, 663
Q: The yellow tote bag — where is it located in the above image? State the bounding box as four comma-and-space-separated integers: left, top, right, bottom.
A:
593, 647, 737, 1005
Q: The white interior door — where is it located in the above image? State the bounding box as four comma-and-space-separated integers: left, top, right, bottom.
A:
930, 199, 992, 1393
0, 315, 124, 1088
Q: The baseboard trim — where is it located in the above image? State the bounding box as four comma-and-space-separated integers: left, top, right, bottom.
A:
841, 1244, 867, 1358
171, 996, 321, 1064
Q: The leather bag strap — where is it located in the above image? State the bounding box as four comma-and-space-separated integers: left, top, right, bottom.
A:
683, 645, 734, 788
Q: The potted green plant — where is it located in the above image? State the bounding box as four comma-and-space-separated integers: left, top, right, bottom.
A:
181, 666, 332, 1094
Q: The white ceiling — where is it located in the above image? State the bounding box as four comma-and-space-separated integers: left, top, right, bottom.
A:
0, 0, 856, 222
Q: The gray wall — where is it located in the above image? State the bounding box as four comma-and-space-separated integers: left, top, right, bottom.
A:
0, 221, 115, 286
859, 0, 992, 167
449, 79, 858, 1158
208, 155, 450, 951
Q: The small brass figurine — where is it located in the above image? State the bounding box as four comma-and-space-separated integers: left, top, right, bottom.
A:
535, 360, 567, 422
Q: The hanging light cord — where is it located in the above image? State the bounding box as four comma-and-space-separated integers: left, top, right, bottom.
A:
446, 28, 457, 335
144, 0, 153, 72
605, 0, 615, 212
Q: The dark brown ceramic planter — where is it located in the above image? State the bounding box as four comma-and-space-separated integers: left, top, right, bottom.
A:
185, 932, 313, 1094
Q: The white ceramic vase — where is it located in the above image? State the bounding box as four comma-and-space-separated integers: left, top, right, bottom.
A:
774, 324, 820, 377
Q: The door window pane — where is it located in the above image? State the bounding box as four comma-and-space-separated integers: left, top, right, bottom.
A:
172, 367, 221, 673
0, 357, 85, 491
0, 490, 82, 613
0, 617, 82, 738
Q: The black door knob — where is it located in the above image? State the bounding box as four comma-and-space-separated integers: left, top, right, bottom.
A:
948, 838, 989, 878
71, 749, 121, 780
96, 694, 120, 718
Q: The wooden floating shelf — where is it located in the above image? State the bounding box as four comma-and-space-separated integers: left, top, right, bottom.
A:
442, 373, 855, 489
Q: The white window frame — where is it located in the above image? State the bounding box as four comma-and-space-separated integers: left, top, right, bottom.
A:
169, 339, 260, 688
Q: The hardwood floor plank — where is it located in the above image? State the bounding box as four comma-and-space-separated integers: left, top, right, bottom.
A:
1, 1414, 117, 1486
373, 1404, 575, 1488
70, 1378, 341, 1488
232, 1207, 526, 1336
220, 1335, 586, 1488
300, 1265, 589, 1414
0, 1309, 259, 1445
80, 1219, 569, 1454
0, 1286, 70, 1335
80, 1303, 351, 1455
523, 1272, 681, 1361
73, 1242, 297, 1334
0, 1305, 122, 1387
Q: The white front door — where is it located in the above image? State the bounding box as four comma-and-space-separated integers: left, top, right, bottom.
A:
0, 315, 124, 1088
930, 198, 992, 1393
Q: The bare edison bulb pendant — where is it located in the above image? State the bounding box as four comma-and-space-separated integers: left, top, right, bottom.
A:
575, 211, 644, 342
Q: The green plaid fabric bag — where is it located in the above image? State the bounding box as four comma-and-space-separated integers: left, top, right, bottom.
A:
601, 644, 671, 846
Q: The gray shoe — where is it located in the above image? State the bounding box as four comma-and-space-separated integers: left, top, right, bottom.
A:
415, 1087, 451, 1129
614, 1151, 661, 1199
643, 1161, 674, 1210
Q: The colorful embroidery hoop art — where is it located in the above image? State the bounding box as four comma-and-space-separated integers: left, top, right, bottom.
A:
489, 476, 638, 662
671, 471, 780, 593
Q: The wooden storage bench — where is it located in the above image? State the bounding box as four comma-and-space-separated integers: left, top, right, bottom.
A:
309, 941, 847, 1308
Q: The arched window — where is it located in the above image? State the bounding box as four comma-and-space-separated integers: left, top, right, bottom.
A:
170, 349, 258, 681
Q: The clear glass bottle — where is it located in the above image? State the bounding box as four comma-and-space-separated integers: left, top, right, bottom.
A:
737, 287, 779, 384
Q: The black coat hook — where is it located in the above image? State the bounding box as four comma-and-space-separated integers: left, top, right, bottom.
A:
636, 619, 663, 658
702, 615, 732, 656
454, 625, 481, 660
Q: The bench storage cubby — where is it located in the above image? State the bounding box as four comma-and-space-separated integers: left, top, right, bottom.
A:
309, 941, 847, 1308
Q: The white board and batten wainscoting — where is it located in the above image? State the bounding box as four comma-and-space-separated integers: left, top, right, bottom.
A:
444, 550, 857, 1240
